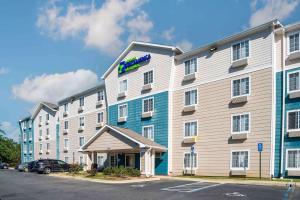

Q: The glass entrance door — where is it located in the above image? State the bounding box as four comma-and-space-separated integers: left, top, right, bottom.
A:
125, 154, 135, 168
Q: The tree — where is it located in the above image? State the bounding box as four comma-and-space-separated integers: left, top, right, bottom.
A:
0, 135, 20, 166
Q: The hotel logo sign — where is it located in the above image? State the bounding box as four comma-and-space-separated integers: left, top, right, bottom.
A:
118, 54, 151, 74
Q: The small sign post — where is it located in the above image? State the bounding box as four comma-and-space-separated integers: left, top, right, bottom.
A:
191, 145, 195, 176
257, 143, 263, 179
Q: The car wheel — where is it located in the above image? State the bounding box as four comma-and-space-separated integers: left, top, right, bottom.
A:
44, 167, 51, 174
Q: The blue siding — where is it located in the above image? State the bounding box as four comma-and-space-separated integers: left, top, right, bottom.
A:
19, 119, 34, 163
108, 91, 169, 175
56, 124, 60, 160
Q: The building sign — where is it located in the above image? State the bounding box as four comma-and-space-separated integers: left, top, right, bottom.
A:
118, 54, 151, 74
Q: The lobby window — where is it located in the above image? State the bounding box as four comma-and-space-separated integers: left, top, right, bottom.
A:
185, 89, 197, 106
79, 136, 85, 147
288, 72, 300, 92
232, 113, 250, 133
142, 125, 154, 141
79, 97, 85, 107
289, 33, 299, 53
232, 40, 249, 61
287, 149, 300, 169
231, 151, 249, 170
79, 117, 85, 127
97, 112, 104, 123
288, 110, 300, 130
64, 139, 69, 149
118, 104, 128, 118
143, 97, 154, 113
232, 77, 250, 97
185, 58, 197, 75
184, 121, 197, 137
184, 153, 197, 169
144, 70, 153, 85
119, 79, 127, 93
64, 103, 68, 112
97, 90, 105, 101
64, 121, 69, 130
79, 156, 84, 165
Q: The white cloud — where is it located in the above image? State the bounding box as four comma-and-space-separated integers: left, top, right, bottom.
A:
37, 0, 153, 56
0, 67, 9, 75
162, 27, 175, 41
177, 39, 193, 51
12, 69, 99, 103
0, 121, 19, 141
249, 0, 299, 27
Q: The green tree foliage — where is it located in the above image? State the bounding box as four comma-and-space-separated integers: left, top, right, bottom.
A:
0, 135, 20, 166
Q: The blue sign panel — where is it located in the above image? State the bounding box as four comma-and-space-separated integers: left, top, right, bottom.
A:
258, 143, 263, 152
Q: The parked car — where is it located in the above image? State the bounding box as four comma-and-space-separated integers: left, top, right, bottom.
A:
0, 162, 9, 169
28, 161, 37, 172
17, 162, 29, 172
35, 159, 70, 174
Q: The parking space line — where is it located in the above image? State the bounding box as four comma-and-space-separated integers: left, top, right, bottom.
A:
186, 183, 224, 193
161, 182, 223, 193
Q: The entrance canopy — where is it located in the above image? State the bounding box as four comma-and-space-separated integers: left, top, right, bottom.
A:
79, 125, 167, 153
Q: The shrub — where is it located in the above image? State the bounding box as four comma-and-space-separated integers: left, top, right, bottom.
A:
86, 168, 97, 176
102, 167, 141, 177
69, 164, 83, 174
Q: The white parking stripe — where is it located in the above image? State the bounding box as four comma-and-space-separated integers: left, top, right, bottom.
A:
186, 183, 223, 193
161, 182, 224, 193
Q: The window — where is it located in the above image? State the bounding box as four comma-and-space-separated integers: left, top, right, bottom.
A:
97, 112, 104, 123
46, 128, 50, 136
184, 153, 197, 169
288, 110, 300, 130
39, 116, 42, 123
46, 114, 49, 121
64, 103, 68, 112
97, 155, 105, 166
143, 126, 154, 140
185, 58, 197, 75
119, 79, 127, 93
64, 139, 69, 148
46, 143, 50, 150
232, 113, 250, 133
79, 97, 85, 107
79, 156, 84, 165
288, 72, 300, 92
143, 98, 154, 113
118, 104, 128, 118
29, 131, 32, 140
232, 77, 250, 97
23, 133, 26, 141
23, 145, 26, 153
110, 155, 117, 167
64, 121, 68, 130
79, 136, 85, 146
39, 143, 42, 151
289, 33, 299, 53
79, 117, 85, 127
231, 151, 249, 170
287, 149, 300, 169
39, 130, 42, 137
184, 121, 197, 137
144, 70, 153, 85
65, 157, 69, 163
97, 90, 105, 101
185, 89, 197, 106
232, 40, 249, 61
29, 144, 33, 152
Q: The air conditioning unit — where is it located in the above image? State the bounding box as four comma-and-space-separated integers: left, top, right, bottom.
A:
63, 111, 69, 117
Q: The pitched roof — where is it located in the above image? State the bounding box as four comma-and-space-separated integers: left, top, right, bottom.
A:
31, 101, 58, 120
41, 102, 58, 110
80, 125, 166, 152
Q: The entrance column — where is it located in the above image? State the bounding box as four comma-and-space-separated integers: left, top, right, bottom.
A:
86, 152, 92, 170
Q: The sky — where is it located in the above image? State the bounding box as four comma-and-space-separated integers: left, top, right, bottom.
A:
0, 0, 300, 141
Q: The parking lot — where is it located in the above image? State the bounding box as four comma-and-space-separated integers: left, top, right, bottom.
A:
0, 169, 299, 200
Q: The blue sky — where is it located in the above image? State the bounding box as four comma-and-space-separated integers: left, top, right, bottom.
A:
0, 0, 299, 140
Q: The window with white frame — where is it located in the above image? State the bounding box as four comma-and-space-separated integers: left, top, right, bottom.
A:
65, 157, 69, 163
184, 121, 197, 137
289, 33, 299, 53
64, 103, 68, 112
97, 90, 105, 101
23, 133, 26, 141
119, 79, 127, 93
39, 143, 42, 151
185, 58, 197, 75
232, 40, 249, 61
79, 97, 85, 107
46, 128, 50, 136
47, 143, 50, 150
46, 113, 49, 121
144, 70, 153, 85
97, 112, 104, 123
184, 153, 197, 169
39, 116, 42, 123
185, 89, 197, 106
288, 72, 300, 92
29, 144, 33, 152
231, 151, 249, 169
232, 113, 250, 133
29, 131, 32, 140
79, 116, 85, 127
23, 145, 26, 153
232, 77, 250, 97
79, 136, 85, 146
39, 130, 42, 138
287, 149, 300, 169
118, 104, 127, 118
143, 98, 154, 113
142, 126, 154, 140
64, 121, 68, 130
64, 139, 69, 149
288, 110, 300, 130
79, 156, 84, 165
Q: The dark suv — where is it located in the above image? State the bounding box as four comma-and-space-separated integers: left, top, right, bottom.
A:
34, 159, 69, 174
